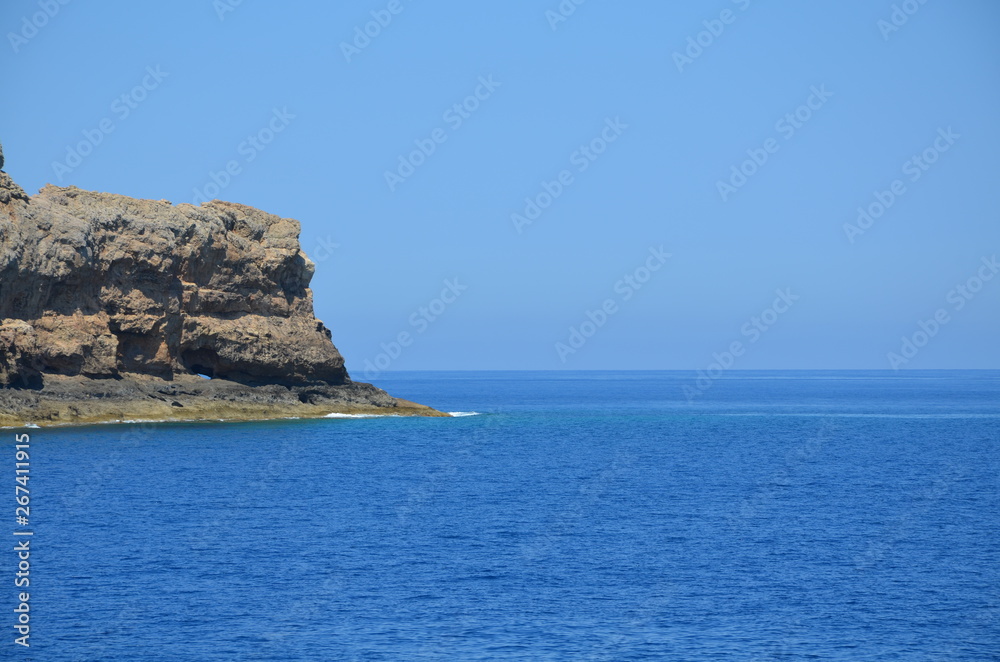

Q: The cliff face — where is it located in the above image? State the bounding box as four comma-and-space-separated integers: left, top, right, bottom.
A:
0, 159, 445, 426
0, 170, 348, 389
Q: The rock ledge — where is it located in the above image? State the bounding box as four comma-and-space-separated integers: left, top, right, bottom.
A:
0, 153, 446, 426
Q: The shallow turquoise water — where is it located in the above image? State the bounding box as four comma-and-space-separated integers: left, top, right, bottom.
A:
17, 371, 1000, 660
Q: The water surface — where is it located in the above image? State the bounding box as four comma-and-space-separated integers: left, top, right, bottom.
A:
23, 371, 1000, 660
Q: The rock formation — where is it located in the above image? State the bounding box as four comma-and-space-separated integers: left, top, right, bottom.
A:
0, 154, 444, 425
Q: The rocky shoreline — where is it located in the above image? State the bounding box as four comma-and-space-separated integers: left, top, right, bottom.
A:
0, 144, 446, 427
0, 374, 447, 428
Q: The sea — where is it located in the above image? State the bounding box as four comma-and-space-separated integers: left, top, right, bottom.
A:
13, 371, 1000, 660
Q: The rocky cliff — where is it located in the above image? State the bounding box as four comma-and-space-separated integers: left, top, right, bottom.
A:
0, 150, 444, 425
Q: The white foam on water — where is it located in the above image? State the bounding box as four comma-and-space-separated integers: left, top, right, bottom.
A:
2, 412, 484, 429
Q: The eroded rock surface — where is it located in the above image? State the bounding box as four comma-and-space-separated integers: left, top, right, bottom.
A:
0, 161, 444, 425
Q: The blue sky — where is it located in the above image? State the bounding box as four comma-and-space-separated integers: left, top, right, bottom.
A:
2, 0, 998, 373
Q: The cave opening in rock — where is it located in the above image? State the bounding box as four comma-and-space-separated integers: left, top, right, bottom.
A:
180, 348, 220, 380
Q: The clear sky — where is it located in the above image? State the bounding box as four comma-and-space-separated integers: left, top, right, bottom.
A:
2, 0, 998, 373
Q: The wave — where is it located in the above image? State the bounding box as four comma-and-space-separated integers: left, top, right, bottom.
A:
4, 411, 482, 429
324, 411, 480, 419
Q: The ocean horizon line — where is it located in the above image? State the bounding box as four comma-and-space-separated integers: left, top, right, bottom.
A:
365, 368, 1000, 373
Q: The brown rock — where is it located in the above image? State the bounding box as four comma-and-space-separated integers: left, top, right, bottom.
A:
0, 172, 447, 425
0, 182, 347, 385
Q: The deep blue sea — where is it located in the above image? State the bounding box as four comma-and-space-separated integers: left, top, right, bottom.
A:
13, 371, 1000, 660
